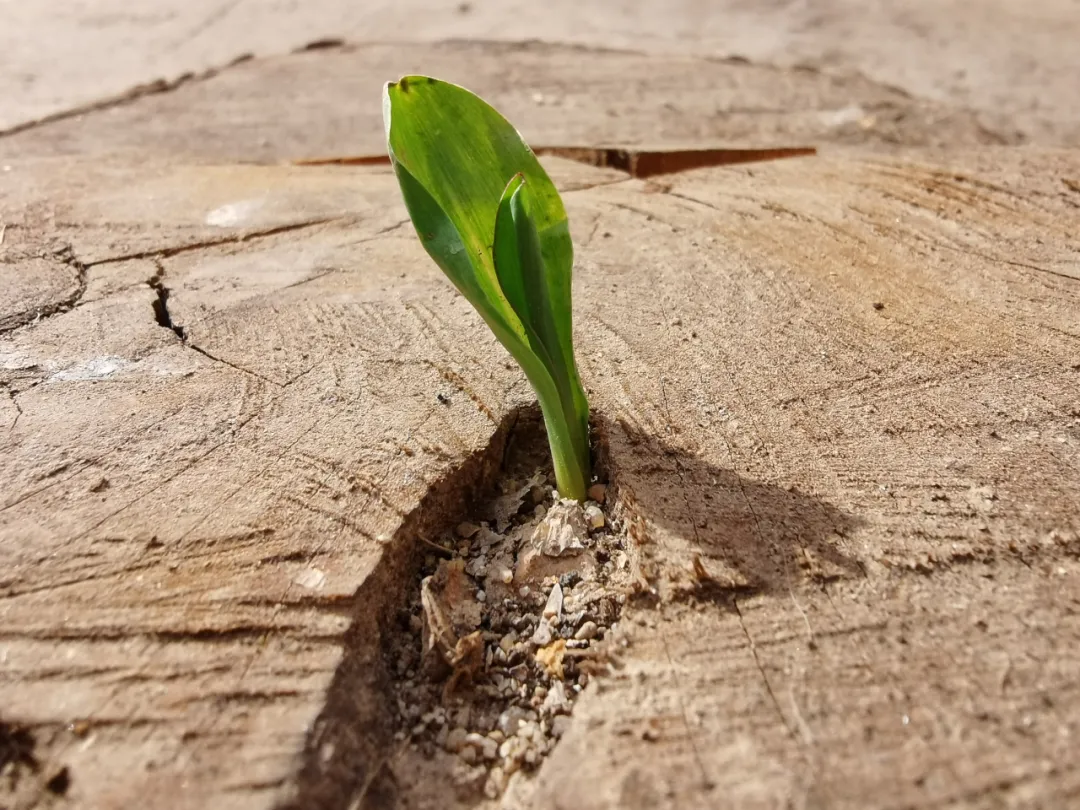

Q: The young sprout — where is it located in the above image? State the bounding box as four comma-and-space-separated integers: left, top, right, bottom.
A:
383, 76, 590, 501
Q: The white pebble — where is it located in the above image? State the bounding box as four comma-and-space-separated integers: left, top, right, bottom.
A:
584, 504, 605, 529
476, 590, 487, 603
531, 618, 554, 646
543, 581, 564, 620
574, 621, 599, 640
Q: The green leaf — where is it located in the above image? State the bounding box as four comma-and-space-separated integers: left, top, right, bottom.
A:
384, 75, 590, 500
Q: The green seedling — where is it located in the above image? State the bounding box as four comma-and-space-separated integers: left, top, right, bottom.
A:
383, 76, 591, 501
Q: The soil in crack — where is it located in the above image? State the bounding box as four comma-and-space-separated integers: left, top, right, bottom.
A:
382, 411, 635, 808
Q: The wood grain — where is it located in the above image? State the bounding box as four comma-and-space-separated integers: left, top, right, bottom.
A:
3, 145, 1078, 808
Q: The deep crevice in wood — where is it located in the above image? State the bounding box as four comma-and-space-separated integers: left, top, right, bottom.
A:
147, 264, 187, 342
279, 407, 527, 810
280, 406, 629, 810
295, 145, 818, 179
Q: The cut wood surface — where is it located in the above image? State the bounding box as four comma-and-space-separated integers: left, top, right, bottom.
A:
0, 41, 1012, 167
2, 25, 1080, 810
3, 1, 1080, 146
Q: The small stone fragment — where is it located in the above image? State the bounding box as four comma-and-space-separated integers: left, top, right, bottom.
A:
543, 581, 564, 621
542, 680, 572, 715
459, 746, 478, 764
499, 568, 514, 584
498, 707, 529, 736
516, 720, 538, 740
574, 620, 599, 641
587, 483, 607, 503
499, 631, 518, 653
498, 735, 528, 765
445, 727, 468, 752
584, 504, 605, 530
532, 500, 588, 556
463, 732, 498, 761
509, 663, 529, 682
465, 555, 488, 577
530, 618, 554, 646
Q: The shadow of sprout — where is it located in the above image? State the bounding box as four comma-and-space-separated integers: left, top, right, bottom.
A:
599, 416, 865, 602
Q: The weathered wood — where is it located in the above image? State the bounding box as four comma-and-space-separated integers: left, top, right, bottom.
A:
0, 41, 1011, 167
3, 0, 1080, 148
3, 138, 1078, 809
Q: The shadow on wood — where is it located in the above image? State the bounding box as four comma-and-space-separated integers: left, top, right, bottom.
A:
600, 416, 864, 601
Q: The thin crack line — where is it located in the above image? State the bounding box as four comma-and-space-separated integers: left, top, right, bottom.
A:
86, 217, 340, 267
733, 597, 799, 742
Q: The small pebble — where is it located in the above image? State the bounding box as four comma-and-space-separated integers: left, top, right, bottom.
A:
587, 483, 607, 503
464, 732, 498, 761
584, 504, 605, 529
498, 707, 529, 736
459, 746, 478, 764
531, 619, 554, 646
543, 582, 564, 621
509, 664, 529, 682
476, 590, 487, 603
445, 727, 468, 752
517, 720, 537, 739
499, 568, 514, 584
574, 620, 599, 640
499, 631, 518, 652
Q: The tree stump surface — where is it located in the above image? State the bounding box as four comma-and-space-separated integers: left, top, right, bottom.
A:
2, 15, 1079, 810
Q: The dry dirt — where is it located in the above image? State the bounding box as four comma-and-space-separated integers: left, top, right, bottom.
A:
2, 4, 1080, 810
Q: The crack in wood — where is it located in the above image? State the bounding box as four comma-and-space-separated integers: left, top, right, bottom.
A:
296, 146, 817, 179
87, 217, 340, 267
733, 597, 800, 743
0, 244, 86, 336
0, 53, 255, 139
